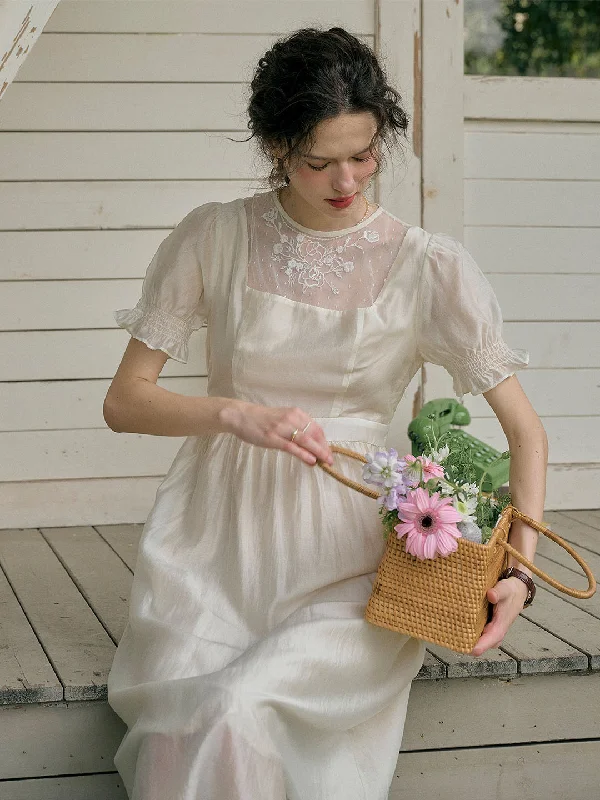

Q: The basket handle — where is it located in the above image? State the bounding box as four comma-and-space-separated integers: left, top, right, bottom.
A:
499, 508, 596, 599
316, 445, 597, 600
316, 444, 380, 499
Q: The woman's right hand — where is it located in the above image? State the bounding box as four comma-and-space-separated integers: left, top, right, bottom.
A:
218, 401, 334, 467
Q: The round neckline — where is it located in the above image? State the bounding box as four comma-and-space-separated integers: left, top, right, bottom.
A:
273, 189, 384, 238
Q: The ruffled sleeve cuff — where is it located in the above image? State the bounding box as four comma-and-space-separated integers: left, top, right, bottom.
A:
114, 301, 198, 363
444, 338, 530, 400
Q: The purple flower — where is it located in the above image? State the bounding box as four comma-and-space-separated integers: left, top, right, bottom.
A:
362, 448, 406, 489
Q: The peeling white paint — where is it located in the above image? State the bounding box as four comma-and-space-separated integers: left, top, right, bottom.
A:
0, 1, 61, 100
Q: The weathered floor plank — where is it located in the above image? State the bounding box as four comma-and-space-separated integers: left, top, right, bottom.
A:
499, 613, 588, 674
41, 526, 133, 644
0, 529, 116, 700
95, 523, 143, 572
425, 643, 517, 678
0, 772, 127, 800
543, 510, 600, 557
391, 739, 600, 800
533, 550, 600, 619
521, 586, 600, 668
560, 508, 600, 534
0, 562, 62, 704
415, 649, 446, 680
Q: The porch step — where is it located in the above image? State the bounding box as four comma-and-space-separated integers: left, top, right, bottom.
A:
0, 510, 598, 798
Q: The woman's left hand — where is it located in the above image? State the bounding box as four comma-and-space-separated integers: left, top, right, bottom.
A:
470, 576, 530, 657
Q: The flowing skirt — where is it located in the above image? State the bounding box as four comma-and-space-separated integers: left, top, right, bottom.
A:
107, 422, 426, 800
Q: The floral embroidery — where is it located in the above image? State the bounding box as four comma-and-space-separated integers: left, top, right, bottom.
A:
261, 206, 380, 296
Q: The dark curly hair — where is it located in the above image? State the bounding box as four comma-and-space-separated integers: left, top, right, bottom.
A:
241, 26, 410, 190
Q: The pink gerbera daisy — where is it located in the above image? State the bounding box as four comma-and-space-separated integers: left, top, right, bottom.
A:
394, 487, 463, 560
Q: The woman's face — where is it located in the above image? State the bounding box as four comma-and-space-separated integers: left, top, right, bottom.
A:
276, 111, 380, 230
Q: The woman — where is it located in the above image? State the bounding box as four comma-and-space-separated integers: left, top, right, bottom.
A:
105, 26, 548, 800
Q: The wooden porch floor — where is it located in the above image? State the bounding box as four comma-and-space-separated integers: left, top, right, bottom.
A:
1, 509, 599, 799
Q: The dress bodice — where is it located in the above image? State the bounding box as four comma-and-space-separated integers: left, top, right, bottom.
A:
114, 188, 529, 425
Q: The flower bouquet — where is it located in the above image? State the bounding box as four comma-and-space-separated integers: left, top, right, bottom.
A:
362, 429, 512, 559
316, 427, 596, 654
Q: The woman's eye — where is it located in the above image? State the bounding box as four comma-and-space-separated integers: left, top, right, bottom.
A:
307, 157, 371, 172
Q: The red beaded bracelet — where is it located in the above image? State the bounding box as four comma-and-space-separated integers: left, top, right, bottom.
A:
500, 566, 536, 606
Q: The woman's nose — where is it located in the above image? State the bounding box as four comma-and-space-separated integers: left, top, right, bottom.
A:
331, 163, 358, 194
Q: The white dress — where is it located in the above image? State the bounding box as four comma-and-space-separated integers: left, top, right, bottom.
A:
107, 189, 529, 800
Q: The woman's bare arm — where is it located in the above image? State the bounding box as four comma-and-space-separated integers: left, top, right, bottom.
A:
103, 337, 333, 466
483, 373, 549, 577
103, 337, 241, 437
470, 374, 548, 657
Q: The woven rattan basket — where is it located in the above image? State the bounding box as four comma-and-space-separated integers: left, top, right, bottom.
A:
318, 445, 597, 654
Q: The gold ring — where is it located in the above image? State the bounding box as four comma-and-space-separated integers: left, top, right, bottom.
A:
290, 428, 299, 442
302, 421, 311, 434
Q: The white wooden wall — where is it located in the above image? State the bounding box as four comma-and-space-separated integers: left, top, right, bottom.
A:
1, 0, 597, 527
417, 1, 600, 511
0, 0, 424, 527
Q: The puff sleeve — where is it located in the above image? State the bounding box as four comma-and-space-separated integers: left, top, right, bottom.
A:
114, 201, 221, 363
416, 232, 529, 400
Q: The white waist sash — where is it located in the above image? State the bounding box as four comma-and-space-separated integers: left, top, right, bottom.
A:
311, 417, 389, 446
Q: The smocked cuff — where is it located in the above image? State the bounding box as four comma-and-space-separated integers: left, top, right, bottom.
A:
114, 302, 194, 363
447, 339, 530, 400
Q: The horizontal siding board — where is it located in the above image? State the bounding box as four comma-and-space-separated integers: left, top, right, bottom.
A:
467, 416, 600, 465
2, 275, 599, 330
0, 323, 597, 382
2, 467, 599, 529
0, 416, 597, 481
0, 477, 164, 529
491, 275, 600, 320
0, 378, 208, 431
464, 74, 600, 122
465, 179, 600, 227
0, 181, 263, 230
433, 368, 600, 418
46, 0, 374, 34
465, 130, 600, 180
0, 229, 171, 280
1, 225, 598, 281
8, 269, 600, 324
15, 33, 372, 82
0, 330, 208, 380
5, 371, 600, 431
0, 429, 186, 481
0, 83, 249, 131
0, 132, 255, 181
1, 280, 144, 331
464, 226, 600, 275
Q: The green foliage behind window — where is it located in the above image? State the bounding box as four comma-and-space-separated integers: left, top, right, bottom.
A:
465, 0, 600, 78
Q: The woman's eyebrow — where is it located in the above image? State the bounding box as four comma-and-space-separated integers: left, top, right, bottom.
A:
303, 148, 372, 161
